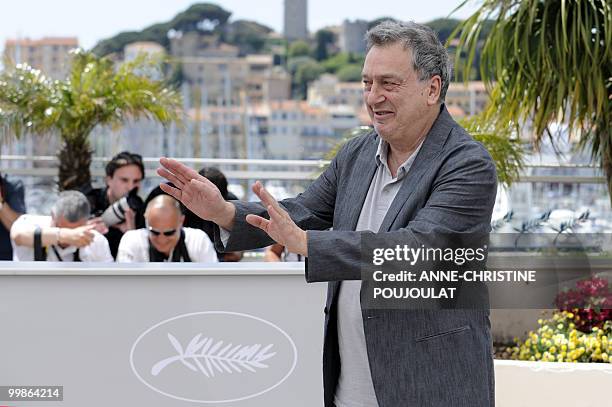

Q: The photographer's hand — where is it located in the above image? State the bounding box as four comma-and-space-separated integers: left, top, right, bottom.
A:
86, 217, 109, 235
113, 208, 135, 233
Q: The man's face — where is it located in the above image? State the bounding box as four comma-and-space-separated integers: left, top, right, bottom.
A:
146, 207, 184, 256
106, 165, 143, 202
362, 43, 436, 144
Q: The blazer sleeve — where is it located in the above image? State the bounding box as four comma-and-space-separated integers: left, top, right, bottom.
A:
305, 142, 497, 282
213, 141, 345, 253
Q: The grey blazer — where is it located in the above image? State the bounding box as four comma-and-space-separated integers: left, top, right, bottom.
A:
216, 105, 497, 407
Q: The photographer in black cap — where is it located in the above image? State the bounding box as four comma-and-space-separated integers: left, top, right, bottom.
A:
83, 151, 145, 259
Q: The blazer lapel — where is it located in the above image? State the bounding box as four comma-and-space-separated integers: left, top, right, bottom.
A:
378, 106, 455, 232
341, 133, 379, 231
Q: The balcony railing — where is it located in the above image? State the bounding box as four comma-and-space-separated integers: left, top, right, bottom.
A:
0, 155, 607, 183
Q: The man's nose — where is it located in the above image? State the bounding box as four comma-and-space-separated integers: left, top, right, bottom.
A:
366, 83, 386, 106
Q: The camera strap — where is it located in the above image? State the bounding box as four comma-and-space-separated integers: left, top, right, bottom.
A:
51, 245, 81, 262
34, 227, 46, 261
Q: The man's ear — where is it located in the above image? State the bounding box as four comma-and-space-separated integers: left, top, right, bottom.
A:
104, 175, 111, 186
426, 75, 442, 105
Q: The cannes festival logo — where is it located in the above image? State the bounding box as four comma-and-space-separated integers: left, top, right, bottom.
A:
130, 311, 298, 403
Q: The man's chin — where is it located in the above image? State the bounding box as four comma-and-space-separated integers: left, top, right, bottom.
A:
373, 124, 392, 139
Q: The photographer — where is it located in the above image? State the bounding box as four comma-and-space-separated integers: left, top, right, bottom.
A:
144, 166, 243, 262
11, 190, 112, 262
117, 195, 217, 263
83, 152, 145, 259
0, 173, 26, 260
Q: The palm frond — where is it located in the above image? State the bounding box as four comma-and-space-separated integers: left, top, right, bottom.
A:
453, 0, 612, 203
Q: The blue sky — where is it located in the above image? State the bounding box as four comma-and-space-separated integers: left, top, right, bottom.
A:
1, 0, 480, 50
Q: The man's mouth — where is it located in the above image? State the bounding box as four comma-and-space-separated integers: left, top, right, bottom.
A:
373, 110, 394, 119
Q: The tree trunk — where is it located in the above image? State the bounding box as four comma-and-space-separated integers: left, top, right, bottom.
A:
57, 135, 93, 191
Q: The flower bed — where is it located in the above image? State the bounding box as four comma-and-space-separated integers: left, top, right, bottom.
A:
495, 276, 611, 363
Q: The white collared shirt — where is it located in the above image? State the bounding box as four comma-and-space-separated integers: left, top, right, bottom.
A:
11, 215, 113, 262
116, 227, 218, 263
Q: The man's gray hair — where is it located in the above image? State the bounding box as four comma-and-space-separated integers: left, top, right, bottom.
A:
51, 191, 91, 223
365, 20, 451, 103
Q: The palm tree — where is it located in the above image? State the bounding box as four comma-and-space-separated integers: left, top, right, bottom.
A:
0, 49, 182, 190
452, 0, 611, 202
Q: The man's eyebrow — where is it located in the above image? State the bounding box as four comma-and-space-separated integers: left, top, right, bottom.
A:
362, 73, 403, 81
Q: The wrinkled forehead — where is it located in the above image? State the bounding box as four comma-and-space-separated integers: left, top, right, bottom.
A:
362, 43, 415, 79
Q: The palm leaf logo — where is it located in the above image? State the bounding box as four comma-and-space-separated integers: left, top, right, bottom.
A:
151, 333, 276, 377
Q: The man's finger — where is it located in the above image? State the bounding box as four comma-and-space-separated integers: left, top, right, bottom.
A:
160, 183, 183, 201
246, 214, 270, 232
159, 157, 200, 185
267, 204, 287, 223
157, 168, 186, 189
252, 181, 282, 212
158, 157, 197, 186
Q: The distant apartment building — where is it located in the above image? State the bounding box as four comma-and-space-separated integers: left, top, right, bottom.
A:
123, 41, 165, 61
1, 37, 78, 161
444, 81, 489, 118
308, 73, 364, 109
340, 19, 369, 54
284, 0, 308, 41
3, 36, 78, 79
179, 54, 290, 106
169, 32, 240, 58
255, 100, 359, 159
97, 97, 357, 161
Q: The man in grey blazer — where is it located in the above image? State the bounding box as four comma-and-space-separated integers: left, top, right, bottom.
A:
158, 20, 497, 407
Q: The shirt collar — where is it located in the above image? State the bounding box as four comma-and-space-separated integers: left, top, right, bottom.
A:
375, 138, 424, 179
